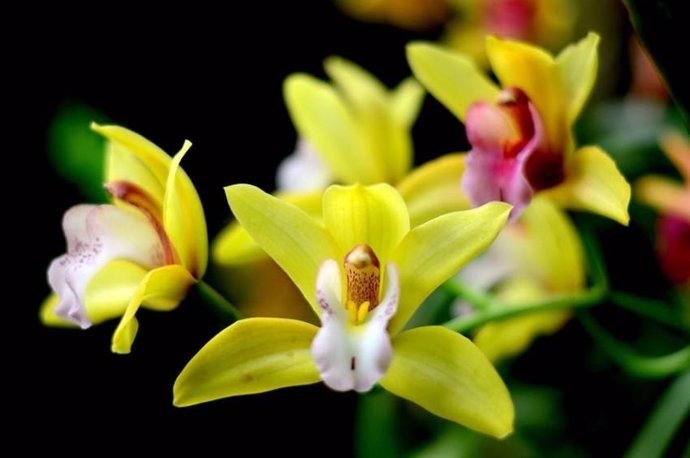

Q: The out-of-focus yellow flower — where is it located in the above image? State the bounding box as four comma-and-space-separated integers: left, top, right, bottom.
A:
407, 33, 631, 223
175, 183, 514, 438
338, 0, 451, 31
463, 197, 585, 362
444, 0, 576, 67
636, 132, 690, 290
41, 124, 207, 354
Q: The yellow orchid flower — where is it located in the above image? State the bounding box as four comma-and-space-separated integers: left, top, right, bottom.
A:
175, 183, 515, 438
636, 132, 690, 289
464, 197, 586, 362
41, 124, 208, 354
407, 33, 631, 223
277, 56, 424, 190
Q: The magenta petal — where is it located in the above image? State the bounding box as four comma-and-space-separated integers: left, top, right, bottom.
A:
461, 102, 534, 216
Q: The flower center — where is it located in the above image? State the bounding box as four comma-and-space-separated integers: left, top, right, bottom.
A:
344, 244, 381, 325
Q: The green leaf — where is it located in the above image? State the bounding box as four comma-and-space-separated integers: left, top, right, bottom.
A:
625, 371, 690, 458
48, 102, 108, 201
624, 0, 690, 129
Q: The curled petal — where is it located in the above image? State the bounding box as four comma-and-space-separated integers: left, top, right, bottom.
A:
111, 264, 195, 354
48, 204, 165, 328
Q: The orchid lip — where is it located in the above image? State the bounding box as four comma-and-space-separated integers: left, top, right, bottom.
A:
312, 244, 400, 393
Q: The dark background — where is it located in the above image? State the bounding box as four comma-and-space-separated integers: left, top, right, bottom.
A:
8, 1, 686, 456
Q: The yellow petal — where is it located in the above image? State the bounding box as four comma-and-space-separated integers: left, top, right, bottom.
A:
324, 57, 415, 183
381, 326, 514, 438
636, 176, 690, 220
556, 32, 600, 124
213, 191, 323, 266
323, 183, 410, 262
84, 259, 148, 324
397, 153, 470, 227
543, 146, 631, 225
111, 265, 195, 354
163, 140, 208, 278
40, 294, 78, 328
507, 196, 585, 292
284, 74, 381, 183
661, 132, 690, 183
474, 277, 571, 362
485, 36, 565, 149
389, 202, 511, 334
174, 318, 320, 406
225, 184, 339, 315
407, 42, 499, 121
324, 56, 388, 113
390, 77, 425, 128
93, 124, 169, 204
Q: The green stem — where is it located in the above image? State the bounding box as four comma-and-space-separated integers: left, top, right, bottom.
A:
578, 311, 690, 379
625, 370, 690, 458
609, 290, 690, 334
442, 279, 493, 311
196, 280, 242, 322
444, 286, 604, 333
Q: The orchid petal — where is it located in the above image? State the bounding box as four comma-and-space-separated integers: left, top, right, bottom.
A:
507, 196, 585, 291
661, 132, 690, 182
323, 183, 409, 262
162, 140, 208, 277
225, 184, 339, 315
84, 259, 148, 323
544, 146, 631, 225
390, 77, 425, 128
40, 294, 77, 328
213, 191, 323, 266
380, 326, 514, 437
325, 57, 414, 182
174, 318, 320, 406
407, 42, 499, 120
636, 176, 690, 220
111, 264, 195, 354
556, 32, 600, 123
486, 36, 565, 148
389, 202, 511, 334
93, 124, 170, 204
397, 153, 470, 226
284, 74, 380, 183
